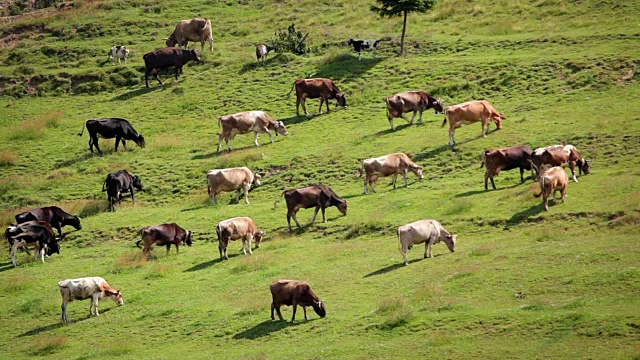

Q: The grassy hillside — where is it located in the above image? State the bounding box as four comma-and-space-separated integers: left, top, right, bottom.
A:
0, 0, 639, 358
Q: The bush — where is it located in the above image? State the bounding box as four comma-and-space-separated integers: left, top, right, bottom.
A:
271, 23, 309, 55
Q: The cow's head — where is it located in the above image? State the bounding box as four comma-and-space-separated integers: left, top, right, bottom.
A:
113, 290, 125, 306
69, 215, 82, 231
579, 159, 591, 175
336, 93, 347, 108
337, 200, 348, 216
433, 98, 445, 114
313, 300, 326, 318
132, 176, 144, 191
184, 230, 193, 246
274, 121, 288, 136
46, 241, 60, 256
252, 173, 262, 187
443, 234, 456, 253
493, 113, 506, 129
411, 165, 424, 180
164, 36, 178, 48
347, 38, 354, 46
135, 133, 146, 148
254, 230, 266, 248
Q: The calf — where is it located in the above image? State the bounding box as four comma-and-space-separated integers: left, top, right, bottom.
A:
6, 221, 59, 267
216, 217, 265, 260
256, 44, 274, 63
15, 206, 81, 237
480, 145, 533, 190
534, 166, 568, 211
102, 170, 143, 212
217, 111, 288, 152
78, 117, 145, 155
143, 47, 201, 88
207, 167, 261, 205
441, 100, 506, 146
281, 185, 348, 231
361, 153, 423, 194
398, 219, 456, 265
136, 223, 193, 257
385, 91, 444, 130
530, 144, 590, 183
347, 38, 379, 60
270, 280, 326, 323
58, 277, 124, 324
288, 78, 347, 116
109, 45, 130, 65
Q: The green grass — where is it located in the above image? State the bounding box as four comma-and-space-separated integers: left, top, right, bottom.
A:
0, 0, 639, 358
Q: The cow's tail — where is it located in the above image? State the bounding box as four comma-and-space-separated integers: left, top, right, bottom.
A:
135, 239, 143, 248
441, 109, 448, 127
217, 116, 222, 130
397, 227, 403, 256
286, 81, 296, 98
273, 191, 286, 209
480, 151, 487, 169
534, 177, 546, 198
101, 178, 107, 192
384, 97, 390, 119
77, 121, 86, 136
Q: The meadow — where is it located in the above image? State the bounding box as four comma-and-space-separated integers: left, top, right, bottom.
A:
0, 0, 639, 358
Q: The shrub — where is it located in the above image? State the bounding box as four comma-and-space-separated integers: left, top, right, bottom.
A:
271, 23, 309, 55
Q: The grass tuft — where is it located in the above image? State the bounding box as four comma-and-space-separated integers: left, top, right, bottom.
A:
0, 151, 18, 167
30, 336, 68, 356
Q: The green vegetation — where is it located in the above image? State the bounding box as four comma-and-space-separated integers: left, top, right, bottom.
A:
0, 0, 639, 358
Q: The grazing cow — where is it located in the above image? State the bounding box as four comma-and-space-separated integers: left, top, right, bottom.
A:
480, 145, 533, 190
215, 217, 265, 260
102, 170, 143, 212
136, 223, 193, 257
441, 100, 506, 146
15, 206, 81, 237
385, 91, 445, 130
6, 221, 60, 267
78, 118, 145, 155
165, 18, 214, 52
58, 277, 124, 324
361, 153, 423, 194
288, 78, 347, 116
281, 185, 348, 231
217, 111, 288, 152
534, 166, 568, 211
530, 144, 590, 183
347, 38, 380, 60
397, 219, 456, 265
109, 45, 130, 65
270, 280, 326, 323
207, 167, 261, 205
256, 44, 274, 63
143, 47, 201, 88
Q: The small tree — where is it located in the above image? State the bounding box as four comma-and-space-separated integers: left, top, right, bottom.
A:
370, 0, 436, 56
271, 23, 310, 55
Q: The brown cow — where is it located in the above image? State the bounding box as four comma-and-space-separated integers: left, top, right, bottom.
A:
480, 145, 533, 190
441, 100, 506, 146
216, 217, 265, 260
217, 111, 288, 152
207, 167, 261, 205
270, 279, 326, 323
530, 144, 590, 183
361, 153, 423, 194
288, 78, 347, 116
165, 18, 214, 52
136, 223, 193, 257
385, 91, 444, 130
281, 185, 348, 231
15, 206, 81, 237
534, 166, 568, 211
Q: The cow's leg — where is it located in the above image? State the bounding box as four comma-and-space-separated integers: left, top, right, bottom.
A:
318, 97, 325, 114
543, 194, 550, 211
271, 301, 276, 320
275, 303, 284, 321
92, 135, 103, 155
371, 177, 378, 193
570, 163, 578, 183
244, 184, 251, 204
114, 136, 121, 151
392, 174, 398, 189
292, 210, 303, 229
11, 242, 19, 267
61, 300, 68, 323
311, 206, 320, 223
145, 71, 150, 88
303, 306, 309, 321
225, 136, 233, 151
153, 72, 163, 86
296, 97, 301, 117
175, 67, 180, 81
302, 98, 309, 116
520, 167, 525, 183
321, 206, 327, 223
166, 244, 171, 256
130, 187, 136, 203
325, 96, 331, 113
265, 129, 275, 144
247, 235, 253, 255
364, 176, 369, 194
389, 118, 395, 131
121, 139, 127, 150
235, 189, 242, 204
561, 186, 567, 203
481, 121, 488, 138
88, 136, 94, 153
241, 237, 247, 255
484, 173, 490, 191
403, 169, 409, 187
287, 212, 293, 231
409, 110, 417, 124
93, 294, 100, 316
426, 241, 433, 258
291, 302, 298, 323
254, 132, 260, 147
210, 192, 217, 205
216, 133, 224, 152
417, 110, 424, 125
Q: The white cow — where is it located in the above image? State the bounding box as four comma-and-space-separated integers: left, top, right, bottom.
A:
109, 45, 130, 65
217, 111, 288, 152
397, 219, 456, 265
58, 277, 124, 323
207, 167, 261, 205
216, 217, 266, 260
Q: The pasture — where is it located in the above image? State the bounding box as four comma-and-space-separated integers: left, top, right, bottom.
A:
0, 0, 639, 358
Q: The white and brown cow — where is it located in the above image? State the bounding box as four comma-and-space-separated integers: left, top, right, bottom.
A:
207, 167, 261, 205
288, 78, 347, 116
385, 91, 444, 130
165, 18, 214, 52
397, 219, 456, 265
216, 217, 265, 260
217, 111, 287, 152
136, 223, 193, 257
58, 276, 124, 323
361, 152, 423, 194
534, 166, 569, 211
530, 144, 590, 183
441, 100, 506, 146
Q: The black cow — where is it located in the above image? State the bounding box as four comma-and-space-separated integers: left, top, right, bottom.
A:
78, 118, 145, 155
480, 145, 533, 190
143, 47, 202, 88
102, 170, 144, 212
347, 38, 379, 60
281, 185, 348, 231
15, 206, 81, 237
6, 221, 60, 266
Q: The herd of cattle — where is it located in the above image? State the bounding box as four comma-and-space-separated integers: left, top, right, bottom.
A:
3, 16, 593, 324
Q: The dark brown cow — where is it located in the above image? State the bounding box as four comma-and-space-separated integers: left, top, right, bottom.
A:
385, 91, 444, 130
143, 47, 201, 88
270, 279, 326, 323
281, 185, 347, 231
288, 78, 347, 116
480, 145, 533, 190
530, 144, 590, 183
15, 206, 81, 237
136, 223, 193, 257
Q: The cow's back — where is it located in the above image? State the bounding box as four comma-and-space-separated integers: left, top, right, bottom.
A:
208, 167, 251, 191
401, 220, 440, 244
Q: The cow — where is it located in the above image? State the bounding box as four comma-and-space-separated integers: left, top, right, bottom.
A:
347, 38, 380, 60
216, 111, 288, 152
361, 153, 423, 194
102, 170, 143, 212
281, 185, 348, 231
58, 277, 124, 324
207, 167, 261, 205
270, 280, 326, 323
78, 118, 145, 155
215, 217, 265, 260
143, 47, 201, 88
256, 44, 274, 63
385, 91, 445, 130
534, 166, 569, 211
15, 206, 81, 237
6, 221, 60, 267
165, 18, 214, 52
480, 145, 533, 190
397, 219, 456, 266
109, 45, 130, 65
441, 100, 506, 146
288, 78, 347, 117
136, 223, 193, 257
530, 144, 590, 183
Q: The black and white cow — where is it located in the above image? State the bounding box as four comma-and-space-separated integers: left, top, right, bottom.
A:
102, 170, 144, 212
109, 46, 130, 65
347, 38, 379, 60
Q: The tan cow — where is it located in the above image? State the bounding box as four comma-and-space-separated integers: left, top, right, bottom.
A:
165, 18, 214, 52
534, 166, 568, 211
288, 78, 347, 116
217, 111, 288, 152
361, 153, 423, 194
385, 91, 444, 130
397, 219, 456, 265
216, 217, 265, 260
207, 167, 261, 205
441, 100, 506, 146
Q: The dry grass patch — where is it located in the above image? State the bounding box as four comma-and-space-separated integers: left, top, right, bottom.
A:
376, 296, 413, 329
113, 251, 147, 272
6, 110, 63, 141
0, 274, 32, 293
0, 150, 17, 166
65, 199, 104, 218
30, 336, 68, 356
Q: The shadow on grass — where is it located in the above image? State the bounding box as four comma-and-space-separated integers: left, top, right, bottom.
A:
233, 319, 306, 340
364, 259, 422, 277
362, 123, 413, 139
507, 203, 545, 226
184, 254, 239, 272
110, 86, 161, 101
0, 262, 14, 273
414, 144, 456, 162
455, 180, 531, 198
238, 53, 290, 74
53, 148, 118, 169
314, 53, 383, 82
18, 308, 112, 337
180, 205, 209, 212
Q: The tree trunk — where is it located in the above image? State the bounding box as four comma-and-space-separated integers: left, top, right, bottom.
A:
400, 10, 408, 56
